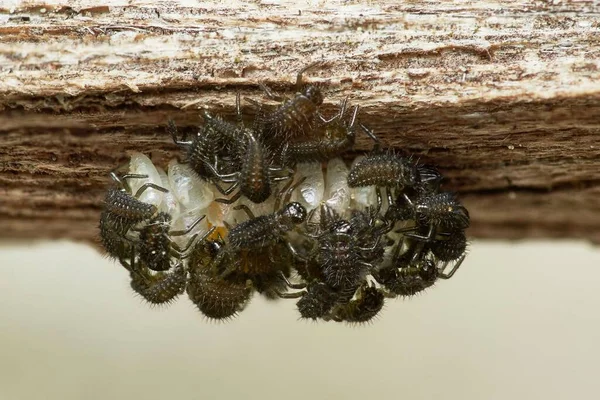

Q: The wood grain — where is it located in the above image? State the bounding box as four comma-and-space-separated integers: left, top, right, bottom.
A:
1, 1, 599, 244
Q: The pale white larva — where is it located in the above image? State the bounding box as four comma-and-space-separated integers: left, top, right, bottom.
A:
128, 152, 165, 208
167, 160, 214, 213
291, 162, 325, 212
156, 167, 181, 219
324, 158, 352, 216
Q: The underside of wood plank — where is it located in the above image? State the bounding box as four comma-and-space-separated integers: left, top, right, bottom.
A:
1, 1, 599, 244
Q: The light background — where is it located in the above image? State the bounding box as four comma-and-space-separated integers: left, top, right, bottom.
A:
0, 240, 598, 400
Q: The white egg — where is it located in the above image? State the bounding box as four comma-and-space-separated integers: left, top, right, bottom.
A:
324, 158, 351, 216
291, 162, 324, 212
127, 152, 164, 207
156, 166, 181, 219
168, 160, 214, 212
170, 209, 211, 249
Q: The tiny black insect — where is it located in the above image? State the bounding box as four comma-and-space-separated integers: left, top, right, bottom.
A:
129, 260, 188, 305
207, 128, 293, 204
186, 239, 254, 321
103, 168, 168, 227
98, 167, 168, 262
248, 62, 324, 140
273, 272, 337, 320
412, 192, 470, 232
328, 282, 385, 324
283, 99, 378, 163
292, 205, 388, 290
98, 210, 134, 262
221, 177, 307, 253
134, 212, 213, 272
168, 119, 229, 180
429, 229, 468, 262
347, 130, 418, 213
376, 255, 465, 297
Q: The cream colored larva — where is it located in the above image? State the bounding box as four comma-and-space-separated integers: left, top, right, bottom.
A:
127, 152, 165, 209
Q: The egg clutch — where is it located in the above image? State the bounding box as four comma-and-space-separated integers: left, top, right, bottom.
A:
99, 64, 470, 324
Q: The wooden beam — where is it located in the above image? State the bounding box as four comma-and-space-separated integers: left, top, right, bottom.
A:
1, 1, 599, 244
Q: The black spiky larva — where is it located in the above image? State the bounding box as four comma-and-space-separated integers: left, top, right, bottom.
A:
396, 192, 470, 257
328, 282, 385, 323
298, 205, 388, 290
414, 192, 470, 231
168, 119, 229, 180
295, 282, 338, 320
227, 202, 307, 250
187, 275, 254, 320
103, 188, 158, 225
248, 62, 324, 140
206, 127, 294, 205
347, 149, 418, 190
429, 229, 468, 262
98, 210, 133, 262
375, 263, 437, 297
102, 168, 168, 227
98, 168, 168, 261
129, 262, 188, 305
186, 239, 254, 321
376, 255, 466, 298
274, 273, 338, 320
135, 212, 213, 272
284, 99, 377, 163
224, 177, 308, 252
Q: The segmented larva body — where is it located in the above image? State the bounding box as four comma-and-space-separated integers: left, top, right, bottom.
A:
103, 188, 157, 225
235, 242, 292, 276
286, 129, 353, 162
319, 233, 363, 289
202, 112, 245, 144
376, 262, 438, 297
416, 192, 470, 231
238, 132, 273, 204
98, 210, 132, 260
188, 127, 230, 180
430, 230, 468, 262
347, 152, 418, 189
330, 284, 385, 323
137, 212, 174, 272
186, 275, 254, 320
286, 104, 358, 163
296, 282, 337, 320
256, 86, 324, 139
130, 263, 187, 305
227, 202, 307, 250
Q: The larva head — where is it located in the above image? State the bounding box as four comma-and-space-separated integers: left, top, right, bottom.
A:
303, 85, 324, 106
281, 202, 307, 225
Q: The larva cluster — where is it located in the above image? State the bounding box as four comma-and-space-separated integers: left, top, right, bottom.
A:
99, 64, 469, 324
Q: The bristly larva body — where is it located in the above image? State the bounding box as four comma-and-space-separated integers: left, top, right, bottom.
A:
347, 151, 418, 190
329, 283, 385, 323
227, 202, 307, 251
249, 62, 324, 140
130, 262, 187, 305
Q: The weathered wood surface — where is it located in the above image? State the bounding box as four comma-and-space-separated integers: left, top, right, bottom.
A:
1, 1, 599, 244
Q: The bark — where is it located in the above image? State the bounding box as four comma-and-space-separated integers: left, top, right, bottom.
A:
1, 1, 599, 245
